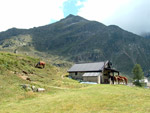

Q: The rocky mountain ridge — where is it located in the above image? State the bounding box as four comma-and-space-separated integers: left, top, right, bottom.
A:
0, 14, 150, 75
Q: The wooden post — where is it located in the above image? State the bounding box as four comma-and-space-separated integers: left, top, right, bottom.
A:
112, 72, 114, 84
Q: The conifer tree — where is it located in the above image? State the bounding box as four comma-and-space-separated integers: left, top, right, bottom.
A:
132, 64, 144, 86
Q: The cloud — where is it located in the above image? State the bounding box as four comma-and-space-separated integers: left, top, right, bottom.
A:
76, 0, 84, 6
77, 0, 150, 34
1, 0, 149, 34
63, 0, 86, 17
0, 0, 67, 31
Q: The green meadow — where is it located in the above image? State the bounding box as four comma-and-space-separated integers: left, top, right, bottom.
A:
0, 52, 150, 113
1, 85, 150, 113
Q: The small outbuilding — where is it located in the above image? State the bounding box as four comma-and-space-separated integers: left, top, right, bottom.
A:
68, 61, 119, 84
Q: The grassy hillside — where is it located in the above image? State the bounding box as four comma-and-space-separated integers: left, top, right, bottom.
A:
0, 52, 82, 103
0, 52, 150, 113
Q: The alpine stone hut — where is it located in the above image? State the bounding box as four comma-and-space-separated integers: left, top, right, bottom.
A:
68, 61, 119, 84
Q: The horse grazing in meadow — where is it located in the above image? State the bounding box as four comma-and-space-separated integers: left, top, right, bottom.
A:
114, 75, 128, 85
114, 76, 124, 84
118, 75, 128, 85
35, 61, 45, 68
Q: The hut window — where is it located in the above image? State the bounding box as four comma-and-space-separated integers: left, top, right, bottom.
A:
75, 72, 78, 75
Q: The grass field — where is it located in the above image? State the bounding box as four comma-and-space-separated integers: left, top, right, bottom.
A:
1, 85, 150, 113
0, 52, 150, 113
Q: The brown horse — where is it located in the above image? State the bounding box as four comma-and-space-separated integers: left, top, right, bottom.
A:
35, 61, 45, 68
114, 76, 124, 84
118, 75, 128, 85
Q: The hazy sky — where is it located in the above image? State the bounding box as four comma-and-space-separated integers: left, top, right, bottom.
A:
0, 0, 150, 35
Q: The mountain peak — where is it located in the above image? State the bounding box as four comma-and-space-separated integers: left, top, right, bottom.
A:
61, 14, 88, 25
66, 14, 75, 18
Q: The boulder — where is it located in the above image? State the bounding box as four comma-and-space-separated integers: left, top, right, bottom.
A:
21, 84, 32, 91
37, 88, 45, 92
26, 87, 32, 91
31, 85, 36, 89
21, 84, 30, 89
20, 84, 45, 92
31, 85, 37, 92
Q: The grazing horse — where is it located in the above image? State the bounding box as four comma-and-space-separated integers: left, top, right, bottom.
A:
114, 76, 124, 84
118, 75, 128, 85
35, 61, 45, 68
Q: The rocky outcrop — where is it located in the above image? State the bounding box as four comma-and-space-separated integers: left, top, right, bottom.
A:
21, 84, 45, 92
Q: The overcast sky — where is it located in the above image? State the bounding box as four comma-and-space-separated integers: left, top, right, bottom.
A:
0, 0, 150, 35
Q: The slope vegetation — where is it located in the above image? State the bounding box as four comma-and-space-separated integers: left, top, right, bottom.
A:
0, 52, 150, 113
1, 85, 150, 113
0, 52, 83, 105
